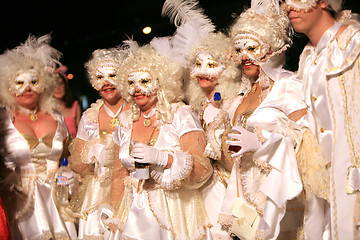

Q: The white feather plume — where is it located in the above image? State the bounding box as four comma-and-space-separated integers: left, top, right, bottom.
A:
162, 0, 215, 66
162, 0, 215, 32
14, 34, 62, 69
150, 37, 174, 61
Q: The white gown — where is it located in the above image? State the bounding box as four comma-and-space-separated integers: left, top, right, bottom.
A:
219, 65, 307, 239
296, 21, 360, 240
2, 108, 75, 240
200, 102, 233, 240
68, 99, 115, 240
113, 102, 213, 240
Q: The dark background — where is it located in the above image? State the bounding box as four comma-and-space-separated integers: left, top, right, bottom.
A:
1, 0, 359, 109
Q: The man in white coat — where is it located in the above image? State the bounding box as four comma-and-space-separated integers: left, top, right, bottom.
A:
284, 0, 360, 239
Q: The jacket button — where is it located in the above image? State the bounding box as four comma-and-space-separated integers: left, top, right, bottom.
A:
320, 128, 325, 133
312, 96, 317, 102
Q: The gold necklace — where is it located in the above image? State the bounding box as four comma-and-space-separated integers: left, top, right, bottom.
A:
141, 108, 156, 127
103, 101, 125, 128
18, 106, 38, 122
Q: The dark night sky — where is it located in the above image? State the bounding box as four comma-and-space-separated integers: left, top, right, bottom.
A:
1, 0, 359, 109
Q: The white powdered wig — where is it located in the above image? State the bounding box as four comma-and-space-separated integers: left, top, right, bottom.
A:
0, 34, 62, 115
85, 46, 130, 91
119, 44, 184, 124
184, 32, 243, 113
230, 0, 292, 63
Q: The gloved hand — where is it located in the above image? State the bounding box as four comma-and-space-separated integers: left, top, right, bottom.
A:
131, 142, 168, 168
226, 125, 261, 158
119, 157, 135, 170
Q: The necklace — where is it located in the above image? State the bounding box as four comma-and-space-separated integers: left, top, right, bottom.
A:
18, 105, 38, 122
141, 108, 156, 127
103, 101, 126, 128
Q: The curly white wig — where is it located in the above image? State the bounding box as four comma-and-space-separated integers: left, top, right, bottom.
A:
85, 46, 130, 91
119, 44, 184, 124
230, 8, 293, 62
0, 34, 61, 115
184, 32, 243, 113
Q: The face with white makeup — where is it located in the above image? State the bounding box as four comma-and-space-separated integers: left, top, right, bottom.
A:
91, 60, 122, 105
231, 33, 268, 78
190, 51, 225, 93
127, 70, 159, 109
10, 69, 44, 110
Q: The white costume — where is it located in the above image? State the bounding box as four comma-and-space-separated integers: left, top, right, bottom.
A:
108, 41, 213, 240
68, 47, 128, 240
0, 34, 76, 240
2, 109, 72, 239
115, 103, 212, 240
219, 68, 307, 239
68, 100, 118, 239
295, 19, 360, 240
162, 2, 241, 238
218, 3, 312, 239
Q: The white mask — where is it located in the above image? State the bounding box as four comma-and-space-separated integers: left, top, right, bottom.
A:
91, 60, 120, 91
190, 52, 225, 82
285, 0, 318, 11
128, 71, 158, 96
9, 69, 44, 95
232, 33, 269, 64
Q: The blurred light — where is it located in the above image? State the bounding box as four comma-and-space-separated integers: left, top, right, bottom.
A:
80, 95, 89, 110
142, 26, 152, 34
67, 73, 74, 80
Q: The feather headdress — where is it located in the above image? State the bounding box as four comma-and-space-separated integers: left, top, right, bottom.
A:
163, 0, 243, 113
0, 34, 62, 115
230, 0, 292, 63
162, 0, 216, 66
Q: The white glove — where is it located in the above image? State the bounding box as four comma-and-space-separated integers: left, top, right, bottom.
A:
226, 126, 261, 158
119, 157, 135, 170
131, 143, 168, 168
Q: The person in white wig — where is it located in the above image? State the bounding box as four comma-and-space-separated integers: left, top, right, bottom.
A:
284, 0, 360, 239
161, 0, 242, 239
66, 46, 130, 239
217, 0, 328, 239
0, 35, 76, 239
106, 38, 213, 240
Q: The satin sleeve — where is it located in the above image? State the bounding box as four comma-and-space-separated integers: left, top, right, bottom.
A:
151, 105, 213, 190
251, 117, 304, 238
76, 111, 99, 141
68, 112, 97, 177
259, 74, 306, 117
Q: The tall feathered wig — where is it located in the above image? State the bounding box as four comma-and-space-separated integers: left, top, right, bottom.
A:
119, 42, 184, 124
84, 46, 130, 91
0, 34, 61, 115
184, 32, 243, 113
230, 0, 293, 64
162, 0, 243, 113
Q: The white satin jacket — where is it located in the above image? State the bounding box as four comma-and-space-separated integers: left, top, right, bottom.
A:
297, 21, 360, 240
